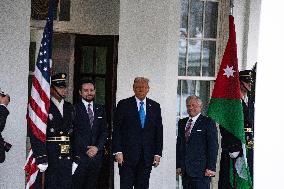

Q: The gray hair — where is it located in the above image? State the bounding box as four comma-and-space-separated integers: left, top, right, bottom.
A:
186, 95, 203, 107
133, 77, 150, 84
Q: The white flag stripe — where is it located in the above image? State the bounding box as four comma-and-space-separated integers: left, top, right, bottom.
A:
25, 170, 39, 189
28, 105, 47, 134
30, 85, 48, 115
34, 66, 50, 97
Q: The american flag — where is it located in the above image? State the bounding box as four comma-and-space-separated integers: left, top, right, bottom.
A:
24, 0, 54, 188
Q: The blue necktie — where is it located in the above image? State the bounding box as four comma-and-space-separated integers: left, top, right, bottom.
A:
139, 101, 145, 128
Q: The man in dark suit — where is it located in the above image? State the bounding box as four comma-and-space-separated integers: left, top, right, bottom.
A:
72, 79, 107, 189
30, 73, 76, 189
0, 89, 12, 163
176, 95, 218, 189
112, 77, 163, 189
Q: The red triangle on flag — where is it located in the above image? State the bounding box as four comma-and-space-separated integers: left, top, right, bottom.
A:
211, 15, 241, 99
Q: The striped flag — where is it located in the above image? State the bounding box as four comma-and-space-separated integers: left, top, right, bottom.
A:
207, 15, 252, 189
24, 0, 54, 188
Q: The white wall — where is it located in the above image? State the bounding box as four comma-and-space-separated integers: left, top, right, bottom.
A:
0, 0, 30, 188
234, 0, 261, 70
31, 0, 120, 35
246, 0, 261, 69
115, 0, 180, 188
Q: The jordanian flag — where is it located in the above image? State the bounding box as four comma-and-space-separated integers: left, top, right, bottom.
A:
207, 15, 252, 189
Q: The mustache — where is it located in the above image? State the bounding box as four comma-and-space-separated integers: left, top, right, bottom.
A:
82, 96, 94, 102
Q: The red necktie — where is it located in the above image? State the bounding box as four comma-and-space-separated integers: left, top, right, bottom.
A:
184, 119, 193, 142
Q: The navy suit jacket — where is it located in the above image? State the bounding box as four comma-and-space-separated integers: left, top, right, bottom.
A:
176, 114, 218, 177
112, 96, 163, 167
73, 101, 107, 161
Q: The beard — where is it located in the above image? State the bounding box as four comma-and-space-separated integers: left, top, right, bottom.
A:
82, 96, 94, 102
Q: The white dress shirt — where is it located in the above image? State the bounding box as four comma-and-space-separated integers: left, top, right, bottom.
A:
51, 97, 64, 116
135, 96, 146, 115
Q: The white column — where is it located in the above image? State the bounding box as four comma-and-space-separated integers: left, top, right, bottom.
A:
0, 0, 30, 188
115, 0, 180, 188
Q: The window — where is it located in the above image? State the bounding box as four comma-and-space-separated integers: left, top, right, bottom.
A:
31, 0, 70, 21
177, 0, 219, 118
176, 0, 221, 188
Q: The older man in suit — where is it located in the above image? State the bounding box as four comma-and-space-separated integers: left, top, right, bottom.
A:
112, 77, 163, 189
72, 78, 107, 189
176, 95, 218, 189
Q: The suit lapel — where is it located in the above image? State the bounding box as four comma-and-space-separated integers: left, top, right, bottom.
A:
189, 115, 203, 138
144, 98, 152, 128
92, 103, 99, 130
131, 96, 143, 128
78, 101, 91, 128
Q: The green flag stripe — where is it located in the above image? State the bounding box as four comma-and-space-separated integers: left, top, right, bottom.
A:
208, 98, 245, 143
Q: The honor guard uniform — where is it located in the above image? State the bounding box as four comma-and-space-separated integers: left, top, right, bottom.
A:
239, 70, 254, 183
30, 73, 77, 189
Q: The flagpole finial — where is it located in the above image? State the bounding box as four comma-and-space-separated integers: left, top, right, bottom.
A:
230, 0, 234, 15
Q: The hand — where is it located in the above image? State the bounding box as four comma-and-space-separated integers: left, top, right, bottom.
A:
0, 94, 10, 106
176, 168, 182, 176
153, 155, 161, 168
229, 151, 240, 159
205, 169, 216, 177
115, 153, 124, 165
86, 146, 98, 158
37, 163, 48, 172
72, 162, 78, 175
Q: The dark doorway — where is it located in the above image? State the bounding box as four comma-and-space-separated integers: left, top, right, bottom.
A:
73, 35, 118, 189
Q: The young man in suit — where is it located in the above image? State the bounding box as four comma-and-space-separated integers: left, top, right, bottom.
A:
112, 77, 163, 189
0, 89, 11, 163
176, 95, 218, 189
72, 79, 107, 189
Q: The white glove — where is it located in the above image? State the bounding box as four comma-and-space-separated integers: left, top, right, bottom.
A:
72, 162, 78, 175
229, 151, 240, 159
37, 163, 48, 172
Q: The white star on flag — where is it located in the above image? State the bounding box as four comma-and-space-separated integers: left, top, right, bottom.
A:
223, 65, 236, 78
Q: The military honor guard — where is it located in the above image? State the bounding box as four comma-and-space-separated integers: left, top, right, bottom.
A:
239, 70, 254, 183
29, 73, 78, 189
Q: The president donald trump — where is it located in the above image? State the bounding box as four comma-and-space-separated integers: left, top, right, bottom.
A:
112, 77, 163, 189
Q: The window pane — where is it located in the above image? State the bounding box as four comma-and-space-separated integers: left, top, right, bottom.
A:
178, 36, 187, 76
180, 0, 189, 38
189, 0, 204, 38
188, 39, 201, 76
59, 0, 71, 21
94, 77, 105, 105
204, 1, 218, 38
202, 41, 216, 76
95, 47, 107, 75
178, 80, 211, 117
81, 46, 95, 73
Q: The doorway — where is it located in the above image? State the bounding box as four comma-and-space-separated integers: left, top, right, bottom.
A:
73, 35, 118, 189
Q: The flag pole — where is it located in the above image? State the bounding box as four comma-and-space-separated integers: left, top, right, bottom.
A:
230, 0, 234, 15
230, 1, 237, 188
